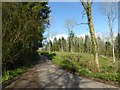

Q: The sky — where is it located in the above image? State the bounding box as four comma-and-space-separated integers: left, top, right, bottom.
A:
44, 2, 118, 40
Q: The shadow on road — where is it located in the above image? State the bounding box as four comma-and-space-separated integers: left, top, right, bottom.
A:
3, 55, 118, 89
37, 55, 53, 65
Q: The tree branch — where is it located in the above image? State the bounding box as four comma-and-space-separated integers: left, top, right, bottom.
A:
112, 13, 117, 24
81, 23, 88, 25
87, 0, 92, 9
91, 0, 94, 5
82, 10, 87, 18
80, 0, 88, 12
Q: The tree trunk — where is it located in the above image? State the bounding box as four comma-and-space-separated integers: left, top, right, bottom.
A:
109, 18, 116, 63
81, 0, 100, 72
61, 39, 64, 52
87, 9, 100, 72
112, 43, 115, 63
71, 41, 73, 52
68, 38, 71, 52
111, 34, 115, 63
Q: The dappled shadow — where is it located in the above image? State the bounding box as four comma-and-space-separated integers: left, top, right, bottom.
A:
37, 52, 56, 64
43, 69, 80, 88
35, 61, 81, 88
4, 61, 81, 89
4, 59, 118, 89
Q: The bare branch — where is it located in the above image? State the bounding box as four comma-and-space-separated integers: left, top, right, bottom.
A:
112, 12, 117, 24
64, 19, 76, 31
91, 0, 94, 5
80, 0, 88, 12
82, 10, 87, 18
81, 23, 88, 25
87, 0, 92, 9
75, 23, 81, 25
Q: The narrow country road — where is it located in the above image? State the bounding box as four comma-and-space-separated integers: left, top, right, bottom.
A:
3, 55, 118, 89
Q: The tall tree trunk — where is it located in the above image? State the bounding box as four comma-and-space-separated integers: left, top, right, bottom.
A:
71, 38, 72, 52
87, 11, 100, 72
109, 17, 115, 63
112, 43, 115, 63
111, 34, 115, 63
48, 27, 50, 53
81, 0, 100, 72
69, 38, 72, 52
61, 39, 63, 52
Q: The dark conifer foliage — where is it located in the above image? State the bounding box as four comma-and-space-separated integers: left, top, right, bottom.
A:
2, 2, 50, 71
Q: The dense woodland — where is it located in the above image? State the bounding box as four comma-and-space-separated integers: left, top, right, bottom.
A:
2, 2, 50, 71
45, 33, 120, 59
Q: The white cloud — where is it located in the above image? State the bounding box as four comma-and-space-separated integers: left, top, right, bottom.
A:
47, 32, 118, 43
77, 34, 86, 39
55, 34, 68, 40
48, 34, 68, 42
48, 33, 88, 42
49, 33, 87, 42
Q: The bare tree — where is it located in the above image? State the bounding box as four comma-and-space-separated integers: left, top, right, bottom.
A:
101, 2, 118, 63
64, 19, 76, 52
80, 0, 100, 72
48, 16, 51, 53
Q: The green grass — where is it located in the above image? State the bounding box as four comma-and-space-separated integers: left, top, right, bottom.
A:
1, 68, 24, 84
51, 52, 119, 85
2, 51, 41, 84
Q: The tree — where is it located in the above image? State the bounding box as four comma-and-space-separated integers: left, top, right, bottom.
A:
2, 2, 50, 71
49, 40, 53, 51
115, 33, 120, 59
65, 19, 75, 52
52, 37, 59, 51
105, 41, 112, 57
73, 36, 80, 52
80, 0, 100, 72
101, 2, 117, 63
79, 36, 84, 53
47, 16, 51, 53
59, 37, 66, 52
84, 35, 91, 53
97, 36, 105, 56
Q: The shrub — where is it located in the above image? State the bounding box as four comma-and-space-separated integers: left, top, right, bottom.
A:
2, 68, 24, 83
116, 73, 120, 84
40, 52, 56, 60
78, 68, 93, 77
60, 59, 77, 72
93, 73, 117, 81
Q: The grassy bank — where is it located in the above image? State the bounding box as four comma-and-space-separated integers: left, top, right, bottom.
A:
49, 52, 119, 86
2, 51, 40, 84
1, 68, 24, 84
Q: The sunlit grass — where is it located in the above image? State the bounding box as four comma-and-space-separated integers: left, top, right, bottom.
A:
51, 51, 119, 85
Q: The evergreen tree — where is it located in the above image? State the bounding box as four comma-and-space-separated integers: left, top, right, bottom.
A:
115, 33, 120, 59
97, 36, 105, 55
2, 2, 50, 71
